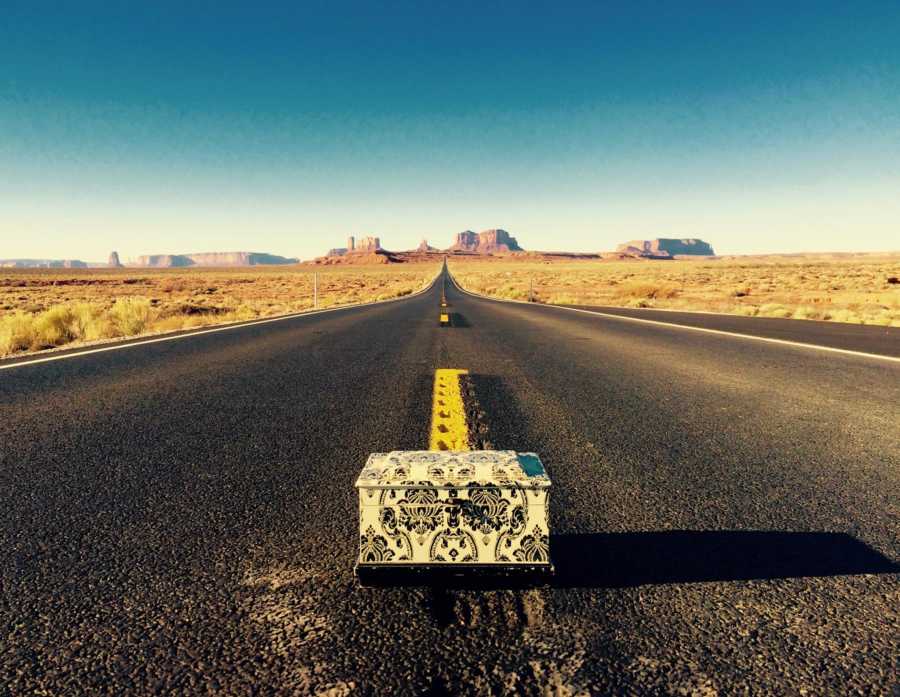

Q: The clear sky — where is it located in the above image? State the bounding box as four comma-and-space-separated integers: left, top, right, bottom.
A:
2, 1, 899, 261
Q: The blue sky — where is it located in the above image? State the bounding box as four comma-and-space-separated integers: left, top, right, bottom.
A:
2, 1, 899, 260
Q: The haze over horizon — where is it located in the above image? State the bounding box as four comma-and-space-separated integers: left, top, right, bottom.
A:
2, 2, 899, 261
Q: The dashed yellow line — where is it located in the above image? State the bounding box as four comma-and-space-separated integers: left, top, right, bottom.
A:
429, 369, 470, 451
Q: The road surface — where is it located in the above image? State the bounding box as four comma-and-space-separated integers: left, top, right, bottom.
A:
2, 266, 898, 695
557, 303, 900, 358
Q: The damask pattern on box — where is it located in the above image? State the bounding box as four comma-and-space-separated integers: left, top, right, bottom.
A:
356, 451, 551, 567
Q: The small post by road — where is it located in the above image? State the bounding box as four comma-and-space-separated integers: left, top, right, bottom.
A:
529, 278, 534, 303
314, 272, 318, 309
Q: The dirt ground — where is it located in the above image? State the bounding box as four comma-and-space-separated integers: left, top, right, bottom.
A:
449, 253, 900, 327
0, 262, 440, 357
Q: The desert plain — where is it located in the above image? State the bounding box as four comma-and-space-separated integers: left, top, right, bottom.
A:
0, 264, 439, 357
2, 252, 898, 358
449, 253, 900, 326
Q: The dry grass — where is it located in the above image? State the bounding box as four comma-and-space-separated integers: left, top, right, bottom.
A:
449, 254, 900, 327
0, 263, 438, 357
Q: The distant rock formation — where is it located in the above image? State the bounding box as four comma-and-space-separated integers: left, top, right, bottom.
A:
616, 238, 715, 257
133, 252, 298, 267
108, 251, 123, 268
448, 229, 523, 254
136, 254, 192, 268
312, 250, 399, 265
353, 236, 381, 253
328, 235, 382, 257
450, 230, 477, 251
0, 258, 89, 268
326, 229, 525, 255
323, 230, 525, 258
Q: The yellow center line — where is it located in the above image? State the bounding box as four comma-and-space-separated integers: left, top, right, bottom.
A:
429, 368, 470, 451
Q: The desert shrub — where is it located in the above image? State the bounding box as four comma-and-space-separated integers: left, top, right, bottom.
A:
153, 316, 189, 332
0, 312, 36, 356
160, 280, 183, 293
546, 293, 578, 305
792, 306, 823, 321
70, 302, 117, 341
109, 297, 154, 335
626, 298, 652, 308
829, 309, 858, 323
616, 281, 679, 300
757, 303, 792, 319
232, 304, 258, 320
32, 305, 78, 348
169, 303, 224, 316
0, 303, 122, 355
68, 303, 97, 337
494, 284, 529, 300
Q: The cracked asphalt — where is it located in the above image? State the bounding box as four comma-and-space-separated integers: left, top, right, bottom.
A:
2, 267, 898, 695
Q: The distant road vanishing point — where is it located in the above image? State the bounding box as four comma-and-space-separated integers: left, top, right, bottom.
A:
2, 265, 898, 694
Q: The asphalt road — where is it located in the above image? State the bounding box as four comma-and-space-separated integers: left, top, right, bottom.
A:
557, 303, 900, 359
2, 267, 898, 695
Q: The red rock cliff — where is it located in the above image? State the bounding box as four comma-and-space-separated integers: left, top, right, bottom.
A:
615, 239, 715, 257
449, 229, 522, 254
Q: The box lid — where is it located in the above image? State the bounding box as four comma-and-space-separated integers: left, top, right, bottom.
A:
355, 450, 551, 490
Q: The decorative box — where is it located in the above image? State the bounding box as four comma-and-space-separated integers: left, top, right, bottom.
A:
355, 450, 552, 578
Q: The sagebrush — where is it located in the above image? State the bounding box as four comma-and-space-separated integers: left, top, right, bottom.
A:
0, 264, 438, 357
449, 255, 900, 326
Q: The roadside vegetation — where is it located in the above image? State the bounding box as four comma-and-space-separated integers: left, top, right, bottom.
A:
449, 254, 900, 327
0, 264, 438, 357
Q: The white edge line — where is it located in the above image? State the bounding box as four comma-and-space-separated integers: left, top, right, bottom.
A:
446, 268, 900, 364
1, 267, 443, 371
